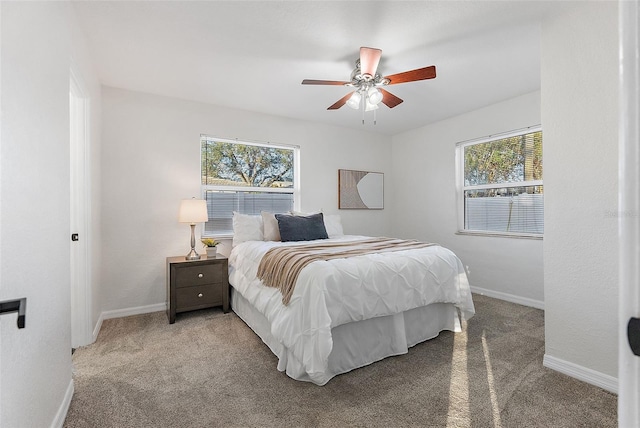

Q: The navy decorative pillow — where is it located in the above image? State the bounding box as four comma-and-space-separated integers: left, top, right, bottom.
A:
275, 213, 329, 242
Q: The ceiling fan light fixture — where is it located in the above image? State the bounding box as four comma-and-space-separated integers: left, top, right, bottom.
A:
302, 46, 435, 118
346, 91, 362, 109
368, 87, 383, 105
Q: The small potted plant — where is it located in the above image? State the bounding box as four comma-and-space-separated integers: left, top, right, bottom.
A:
201, 238, 220, 258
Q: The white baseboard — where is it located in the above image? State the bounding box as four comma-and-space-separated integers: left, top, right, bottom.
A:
102, 302, 166, 320
470, 285, 545, 310
543, 354, 618, 394
50, 379, 74, 428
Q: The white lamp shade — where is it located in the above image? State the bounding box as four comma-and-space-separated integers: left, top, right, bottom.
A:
368, 87, 383, 105
365, 98, 379, 111
178, 198, 208, 223
346, 91, 362, 109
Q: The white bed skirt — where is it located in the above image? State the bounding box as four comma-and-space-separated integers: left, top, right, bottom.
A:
231, 287, 461, 385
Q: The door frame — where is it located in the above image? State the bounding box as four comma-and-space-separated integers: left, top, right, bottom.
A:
69, 61, 92, 348
618, 1, 640, 425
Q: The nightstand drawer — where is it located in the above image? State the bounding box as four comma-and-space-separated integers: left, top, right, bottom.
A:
175, 264, 223, 288
176, 284, 223, 311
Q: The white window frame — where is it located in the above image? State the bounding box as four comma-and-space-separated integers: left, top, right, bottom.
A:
455, 125, 543, 239
200, 136, 300, 238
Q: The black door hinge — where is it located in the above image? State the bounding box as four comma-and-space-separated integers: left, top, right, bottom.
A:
71, 233, 79, 241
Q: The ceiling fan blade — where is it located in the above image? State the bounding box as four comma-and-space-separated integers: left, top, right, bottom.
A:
379, 88, 403, 108
302, 79, 349, 86
327, 92, 354, 110
384, 65, 436, 85
360, 47, 382, 78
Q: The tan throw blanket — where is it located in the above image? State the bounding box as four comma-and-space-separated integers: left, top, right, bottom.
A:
257, 237, 436, 305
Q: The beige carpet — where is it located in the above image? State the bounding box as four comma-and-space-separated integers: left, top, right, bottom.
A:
64, 295, 616, 427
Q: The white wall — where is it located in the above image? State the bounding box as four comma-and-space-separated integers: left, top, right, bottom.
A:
100, 87, 391, 312
390, 91, 543, 307
0, 1, 97, 425
541, 2, 618, 383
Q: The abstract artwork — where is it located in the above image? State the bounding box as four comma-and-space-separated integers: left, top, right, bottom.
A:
338, 169, 384, 209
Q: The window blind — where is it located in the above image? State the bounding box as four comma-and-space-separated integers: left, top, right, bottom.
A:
203, 191, 293, 235
464, 187, 543, 234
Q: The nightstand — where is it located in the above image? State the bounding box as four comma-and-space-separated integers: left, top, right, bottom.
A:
166, 255, 229, 324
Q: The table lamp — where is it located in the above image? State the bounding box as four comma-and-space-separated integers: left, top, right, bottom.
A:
178, 198, 208, 260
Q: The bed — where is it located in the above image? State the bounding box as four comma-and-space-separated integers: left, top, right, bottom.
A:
227, 212, 475, 385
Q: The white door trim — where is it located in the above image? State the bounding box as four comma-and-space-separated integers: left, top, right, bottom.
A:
69, 61, 92, 348
618, 1, 640, 425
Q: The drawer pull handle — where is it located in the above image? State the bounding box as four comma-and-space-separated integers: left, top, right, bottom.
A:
198, 273, 203, 278
198, 293, 203, 298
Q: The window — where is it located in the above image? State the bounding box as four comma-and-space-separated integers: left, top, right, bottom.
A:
457, 127, 543, 237
201, 136, 298, 236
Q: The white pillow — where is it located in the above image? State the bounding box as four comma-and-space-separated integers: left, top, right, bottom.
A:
232, 212, 264, 247
261, 211, 281, 241
323, 214, 344, 238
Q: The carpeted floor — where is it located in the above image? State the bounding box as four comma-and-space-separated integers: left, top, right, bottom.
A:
64, 294, 616, 427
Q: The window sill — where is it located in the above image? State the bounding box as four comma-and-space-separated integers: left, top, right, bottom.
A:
456, 230, 543, 240
202, 233, 233, 240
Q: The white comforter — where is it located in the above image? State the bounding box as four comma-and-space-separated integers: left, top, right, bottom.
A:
229, 235, 475, 384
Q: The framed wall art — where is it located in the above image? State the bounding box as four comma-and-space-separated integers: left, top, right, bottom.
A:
338, 169, 384, 209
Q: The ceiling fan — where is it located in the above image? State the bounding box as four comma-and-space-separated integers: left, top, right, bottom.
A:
302, 47, 436, 115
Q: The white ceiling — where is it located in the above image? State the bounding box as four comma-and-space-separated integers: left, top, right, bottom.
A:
72, 1, 572, 135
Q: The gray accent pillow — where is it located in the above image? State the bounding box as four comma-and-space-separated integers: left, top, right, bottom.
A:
275, 212, 329, 242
